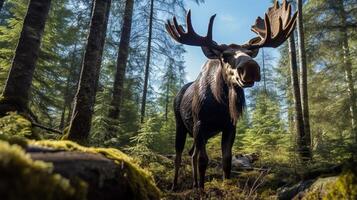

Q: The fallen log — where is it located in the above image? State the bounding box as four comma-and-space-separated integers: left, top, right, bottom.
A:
0, 140, 161, 200
28, 150, 135, 200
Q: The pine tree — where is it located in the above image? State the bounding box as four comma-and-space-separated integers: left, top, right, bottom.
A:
140, 0, 154, 123
0, 0, 52, 115
303, 0, 357, 148
67, 0, 111, 142
296, 0, 312, 150
335, 0, 357, 143
106, 0, 134, 139
108, 0, 134, 120
288, 33, 311, 160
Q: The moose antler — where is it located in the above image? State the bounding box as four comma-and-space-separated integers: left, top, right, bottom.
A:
244, 0, 297, 50
165, 10, 227, 52
166, 0, 296, 51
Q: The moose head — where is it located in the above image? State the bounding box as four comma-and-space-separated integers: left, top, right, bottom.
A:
167, 0, 297, 190
166, 0, 297, 88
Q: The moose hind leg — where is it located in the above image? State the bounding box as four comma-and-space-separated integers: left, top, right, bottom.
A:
221, 126, 236, 179
172, 120, 187, 191
198, 142, 208, 188
192, 121, 209, 188
191, 144, 199, 188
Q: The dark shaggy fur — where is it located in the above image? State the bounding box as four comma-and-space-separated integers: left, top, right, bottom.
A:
172, 59, 245, 189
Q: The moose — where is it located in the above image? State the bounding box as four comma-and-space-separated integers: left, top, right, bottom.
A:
166, 0, 297, 189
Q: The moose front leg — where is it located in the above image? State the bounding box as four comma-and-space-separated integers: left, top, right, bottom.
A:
221, 126, 236, 179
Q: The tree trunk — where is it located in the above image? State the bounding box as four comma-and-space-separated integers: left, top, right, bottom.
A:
0, 0, 5, 12
336, 0, 357, 143
140, 0, 154, 123
262, 49, 267, 95
59, 100, 67, 130
0, 0, 51, 115
288, 33, 311, 161
164, 81, 170, 121
67, 0, 111, 142
296, 0, 312, 151
164, 69, 171, 121
108, 0, 134, 121
59, 74, 72, 130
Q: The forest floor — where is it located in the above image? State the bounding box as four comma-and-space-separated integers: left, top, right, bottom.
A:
0, 113, 356, 199
134, 151, 357, 200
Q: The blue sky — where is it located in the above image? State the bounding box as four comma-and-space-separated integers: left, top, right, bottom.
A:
183, 0, 280, 81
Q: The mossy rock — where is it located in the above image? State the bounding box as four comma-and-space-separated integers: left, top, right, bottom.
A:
0, 113, 161, 199
28, 140, 161, 200
301, 171, 357, 200
0, 140, 87, 200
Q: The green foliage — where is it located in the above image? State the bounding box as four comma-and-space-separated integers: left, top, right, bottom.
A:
235, 91, 294, 166
127, 117, 160, 157
0, 0, 27, 89
0, 140, 87, 200
0, 112, 32, 138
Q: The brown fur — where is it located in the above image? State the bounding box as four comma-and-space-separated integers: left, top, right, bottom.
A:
192, 59, 243, 125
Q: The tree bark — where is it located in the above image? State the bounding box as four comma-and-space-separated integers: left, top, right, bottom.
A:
262, 49, 267, 95
0, 0, 51, 115
336, 0, 357, 143
67, 0, 111, 142
288, 33, 311, 161
296, 0, 312, 151
59, 97, 67, 130
108, 0, 134, 121
164, 65, 172, 121
164, 78, 170, 121
140, 0, 154, 123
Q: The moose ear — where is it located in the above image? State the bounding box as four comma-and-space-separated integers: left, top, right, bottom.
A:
247, 48, 259, 58
242, 37, 260, 58
201, 46, 221, 59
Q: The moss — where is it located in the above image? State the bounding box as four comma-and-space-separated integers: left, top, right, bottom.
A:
302, 177, 337, 200
302, 171, 357, 200
205, 179, 246, 199
29, 140, 161, 200
0, 112, 32, 138
324, 170, 357, 200
0, 140, 87, 200
61, 126, 70, 140
0, 113, 160, 199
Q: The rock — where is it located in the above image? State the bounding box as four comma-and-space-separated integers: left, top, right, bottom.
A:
278, 170, 357, 200
299, 176, 338, 199
277, 179, 315, 200
231, 153, 259, 170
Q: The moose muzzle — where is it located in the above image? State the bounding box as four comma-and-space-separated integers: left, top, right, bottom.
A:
237, 60, 261, 88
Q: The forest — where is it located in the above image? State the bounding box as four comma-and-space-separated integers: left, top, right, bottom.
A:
0, 0, 356, 199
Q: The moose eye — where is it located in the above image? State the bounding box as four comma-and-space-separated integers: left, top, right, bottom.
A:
222, 51, 234, 63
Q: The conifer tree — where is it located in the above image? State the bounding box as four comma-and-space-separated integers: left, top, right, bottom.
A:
0, 0, 51, 115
